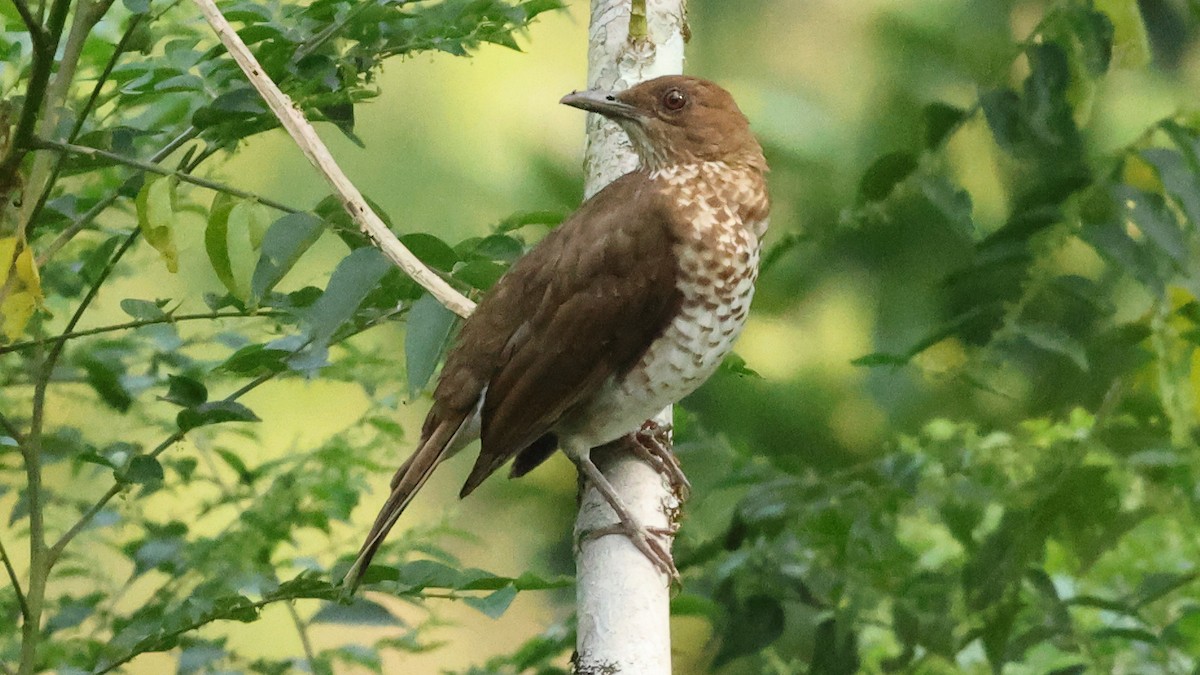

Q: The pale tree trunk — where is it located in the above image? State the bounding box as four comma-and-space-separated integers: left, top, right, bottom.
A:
573, 1, 688, 673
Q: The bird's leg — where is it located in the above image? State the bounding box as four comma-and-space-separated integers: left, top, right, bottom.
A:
629, 420, 691, 500
573, 454, 680, 582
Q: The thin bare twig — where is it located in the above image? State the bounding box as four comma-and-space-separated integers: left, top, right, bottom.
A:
191, 0, 475, 319
0, 310, 289, 355
32, 138, 300, 214
284, 601, 318, 670
0, 534, 30, 621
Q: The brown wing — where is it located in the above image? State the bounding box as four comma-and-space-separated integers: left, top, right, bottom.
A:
429, 171, 681, 497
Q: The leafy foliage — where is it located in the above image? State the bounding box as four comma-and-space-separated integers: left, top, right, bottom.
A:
0, 0, 563, 672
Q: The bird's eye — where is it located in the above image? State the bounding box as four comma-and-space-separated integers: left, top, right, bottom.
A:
661, 89, 687, 111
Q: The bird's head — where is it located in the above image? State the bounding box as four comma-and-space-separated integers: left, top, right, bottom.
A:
561, 75, 766, 173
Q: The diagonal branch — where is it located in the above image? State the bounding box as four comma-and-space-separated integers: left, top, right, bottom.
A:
190, 0, 475, 319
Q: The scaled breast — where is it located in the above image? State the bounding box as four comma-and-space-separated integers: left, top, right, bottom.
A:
617, 161, 769, 410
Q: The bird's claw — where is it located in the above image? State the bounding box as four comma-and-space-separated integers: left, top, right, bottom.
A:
630, 420, 692, 500
579, 522, 680, 584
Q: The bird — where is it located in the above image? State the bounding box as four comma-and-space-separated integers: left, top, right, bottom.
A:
343, 75, 769, 591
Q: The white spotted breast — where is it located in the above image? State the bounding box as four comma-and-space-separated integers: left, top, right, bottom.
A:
561, 161, 769, 446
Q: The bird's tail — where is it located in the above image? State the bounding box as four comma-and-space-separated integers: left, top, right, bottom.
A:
342, 419, 459, 593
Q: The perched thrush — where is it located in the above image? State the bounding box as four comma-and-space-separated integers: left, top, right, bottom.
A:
344, 75, 769, 590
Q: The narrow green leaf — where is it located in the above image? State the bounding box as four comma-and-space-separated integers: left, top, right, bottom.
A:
136, 176, 180, 273
249, 212, 325, 306
1016, 323, 1089, 371
119, 298, 168, 321
213, 448, 254, 484
219, 344, 290, 375
310, 598, 401, 626
405, 293, 457, 396
77, 356, 133, 412
463, 585, 518, 619
305, 247, 394, 346
177, 401, 260, 432
205, 193, 240, 299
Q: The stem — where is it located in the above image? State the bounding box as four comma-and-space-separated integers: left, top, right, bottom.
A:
0, 534, 30, 621
284, 602, 318, 671
0, 310, 289, 355
31, 138, 300, 214
19, 357, 50, 675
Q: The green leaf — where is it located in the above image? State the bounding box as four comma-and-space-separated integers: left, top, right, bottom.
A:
177, 401, 260, 432
1115, 185, 1188, 270
463, 585, 517, 619
310, 598, 401, 626
1140, 148, 1200, 227
305, 247, 394, 347
1094, 0, 1151, 68
219, 344, 290, 375
1015, 323, 1089, 371
119, 298, 168, 321
719, 353, 761, 378
858, 151, 918, 202
162, 375, 207, 407
400, 233, 459, 271
453, 260, 506, 290
923, 102, 967, 149
225, 199, 270, 299
136, 176, 180, 273
213, 448, 254, 484
714, 595, 785, 667
495, 209, 566, 233
123, 455, 164, 484
77, 356, 133, 412
522, 0, 567, 18
405, 293, 457, 396
249, 212, 325, 306
981, 89, 1023, 152
205, 192, 240, 299
1078, 186, 1164, 293
470, 234, 524, 262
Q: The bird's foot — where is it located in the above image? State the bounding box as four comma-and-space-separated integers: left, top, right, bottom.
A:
629, 420, 691, 500
575, 456, 681, 585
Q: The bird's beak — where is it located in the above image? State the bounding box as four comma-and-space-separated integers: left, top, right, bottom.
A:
559, 89, 642, 120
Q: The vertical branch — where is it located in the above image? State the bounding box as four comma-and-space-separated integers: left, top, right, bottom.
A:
573, 1, 687, 673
